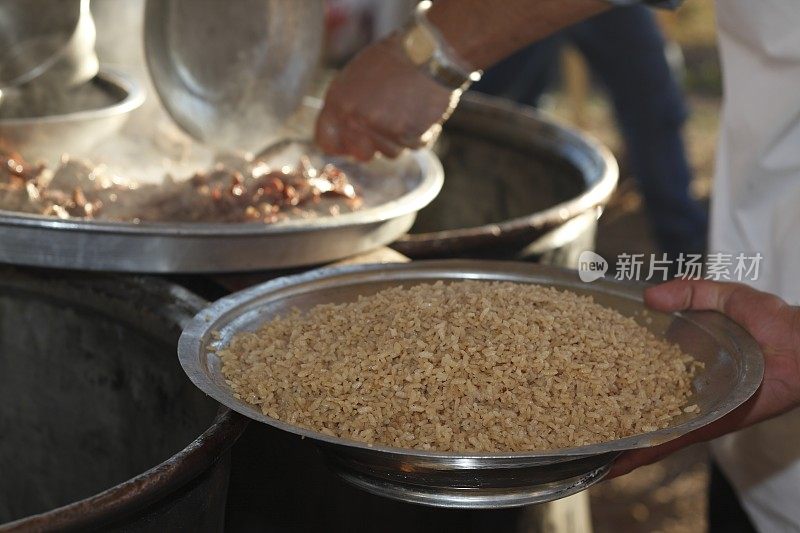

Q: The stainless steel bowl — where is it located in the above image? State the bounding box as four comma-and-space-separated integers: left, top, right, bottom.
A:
178, 260, 764, 508
144, 0, 324, 152
0, 0, 98, 89
0, 67, 144, 161
0, 149, 443, 272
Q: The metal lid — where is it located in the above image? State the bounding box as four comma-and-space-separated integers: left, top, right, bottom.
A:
144, 0, 324, 152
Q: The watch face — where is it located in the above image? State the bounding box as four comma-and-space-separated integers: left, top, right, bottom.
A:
403, 25, 436, 65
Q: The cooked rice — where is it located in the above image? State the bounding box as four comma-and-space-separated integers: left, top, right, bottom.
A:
218, 281, 700, 452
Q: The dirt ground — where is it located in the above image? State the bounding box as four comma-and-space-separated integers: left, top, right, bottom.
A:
589, 445, 710, 533
540, 3, 722, 532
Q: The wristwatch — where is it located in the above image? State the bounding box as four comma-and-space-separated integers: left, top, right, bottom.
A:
401, 1, 483, 91
604, 0, 683, 7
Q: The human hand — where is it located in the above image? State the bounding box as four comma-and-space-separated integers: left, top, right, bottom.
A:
610, 279, 800, 478
314, 33, 458, 161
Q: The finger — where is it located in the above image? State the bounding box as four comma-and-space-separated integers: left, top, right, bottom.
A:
315, 104, 344, 155
396, 131, 429, 150
361, 102, 447, 151
643, 279, 736, 313
644, 279, 786, 331
364, 114, 428, 150
420, 123, 443, 147
365, 122, 424, 151
340, 121, 377, 162
608, 441, 686, 479
344, 137, 376, 162
371, 137, 403, 158
348, 118, 403, 159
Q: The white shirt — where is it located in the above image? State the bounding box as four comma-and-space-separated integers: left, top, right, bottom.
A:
711, 1, 800, 530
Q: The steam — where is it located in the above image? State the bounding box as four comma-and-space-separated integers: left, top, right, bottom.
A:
82, 0, 216, 184
83, 0, 325, 185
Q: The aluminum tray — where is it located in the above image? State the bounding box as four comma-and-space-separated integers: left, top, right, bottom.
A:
178, 260, 764, 508
0, 150, 442, 273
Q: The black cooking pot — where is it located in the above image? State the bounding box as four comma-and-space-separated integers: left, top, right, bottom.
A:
0, 269, 247, 532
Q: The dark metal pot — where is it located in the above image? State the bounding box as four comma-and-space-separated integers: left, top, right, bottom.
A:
0, 269, 247, 532
392, 92, 618, 267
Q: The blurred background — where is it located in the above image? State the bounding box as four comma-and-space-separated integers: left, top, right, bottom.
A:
522, 4, 719, 532
326, 1, 722, 530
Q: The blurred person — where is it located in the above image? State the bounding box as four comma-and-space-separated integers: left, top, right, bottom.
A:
315, 0, 800, 530
324, 0, 416, 66
473, 5, 708, 257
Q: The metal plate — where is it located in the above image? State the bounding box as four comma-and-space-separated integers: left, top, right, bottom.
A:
0, 150, 443, 273
178, 260, 764, 507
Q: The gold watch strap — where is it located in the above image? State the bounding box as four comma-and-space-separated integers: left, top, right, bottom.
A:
402, 1, 482, 91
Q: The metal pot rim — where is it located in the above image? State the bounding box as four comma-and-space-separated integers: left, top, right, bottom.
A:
394, 93, 619, 251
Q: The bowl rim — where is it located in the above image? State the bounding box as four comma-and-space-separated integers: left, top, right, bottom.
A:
178, 259, 765, 461
0, 66, 145, 126
0, 148, 444, 235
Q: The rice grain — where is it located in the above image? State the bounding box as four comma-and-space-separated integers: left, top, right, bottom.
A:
218, 281, 700, 452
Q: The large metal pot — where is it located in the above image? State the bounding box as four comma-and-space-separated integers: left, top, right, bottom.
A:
144, 0, 324, 151
393, 92, 618, 268
0, 269, 247, 532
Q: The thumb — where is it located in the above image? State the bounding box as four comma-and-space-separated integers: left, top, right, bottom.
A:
644, 279, 788, 347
